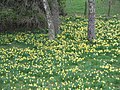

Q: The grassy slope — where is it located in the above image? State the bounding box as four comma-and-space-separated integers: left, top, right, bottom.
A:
65, 0, 120, 16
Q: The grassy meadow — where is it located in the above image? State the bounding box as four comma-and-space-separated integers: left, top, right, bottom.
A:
0, 16, 120, 89
65, 0, 120, 17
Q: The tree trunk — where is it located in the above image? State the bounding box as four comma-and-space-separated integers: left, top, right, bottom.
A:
84, 0, 88, 17
88, 0, 96, 42
0, 23, 3, 32
42, 0, 55, 40
108, 0, 111, 17
51, 0, 60, 35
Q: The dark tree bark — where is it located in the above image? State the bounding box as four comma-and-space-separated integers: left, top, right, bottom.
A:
108, 0, 112, 17
42, 0, 55, 40
88, 0, 96, 41
84, 0, 88, 17
0, 23, 3, 32
51, 0, 60, 35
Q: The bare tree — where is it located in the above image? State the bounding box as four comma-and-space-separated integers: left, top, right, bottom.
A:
88, 0, 96, 42
42, 0, 55, 40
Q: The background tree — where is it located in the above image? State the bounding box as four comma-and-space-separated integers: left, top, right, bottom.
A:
84, 0, 88, 17
108, 0, 112, 17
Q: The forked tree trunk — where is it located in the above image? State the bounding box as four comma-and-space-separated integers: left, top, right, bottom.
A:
51, 0, 60, 35
88, 0, 96, 41
42, 0, 55, 40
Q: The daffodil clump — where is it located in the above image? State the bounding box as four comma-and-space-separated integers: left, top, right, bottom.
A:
0, 16, 120, 90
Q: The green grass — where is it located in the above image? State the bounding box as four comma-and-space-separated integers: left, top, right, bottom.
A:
65, 0, 120, 16
0, 16, 120, 89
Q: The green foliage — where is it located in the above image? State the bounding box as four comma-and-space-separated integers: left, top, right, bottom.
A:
0, 9, 17, 20
0, 16, 120, 89
58, 0, 67, 15
0, 0, 46, 31
0, 8, 18, 31
0, 0, 66, 32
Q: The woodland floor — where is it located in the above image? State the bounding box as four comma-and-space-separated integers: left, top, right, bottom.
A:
0, 16, 120, 90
